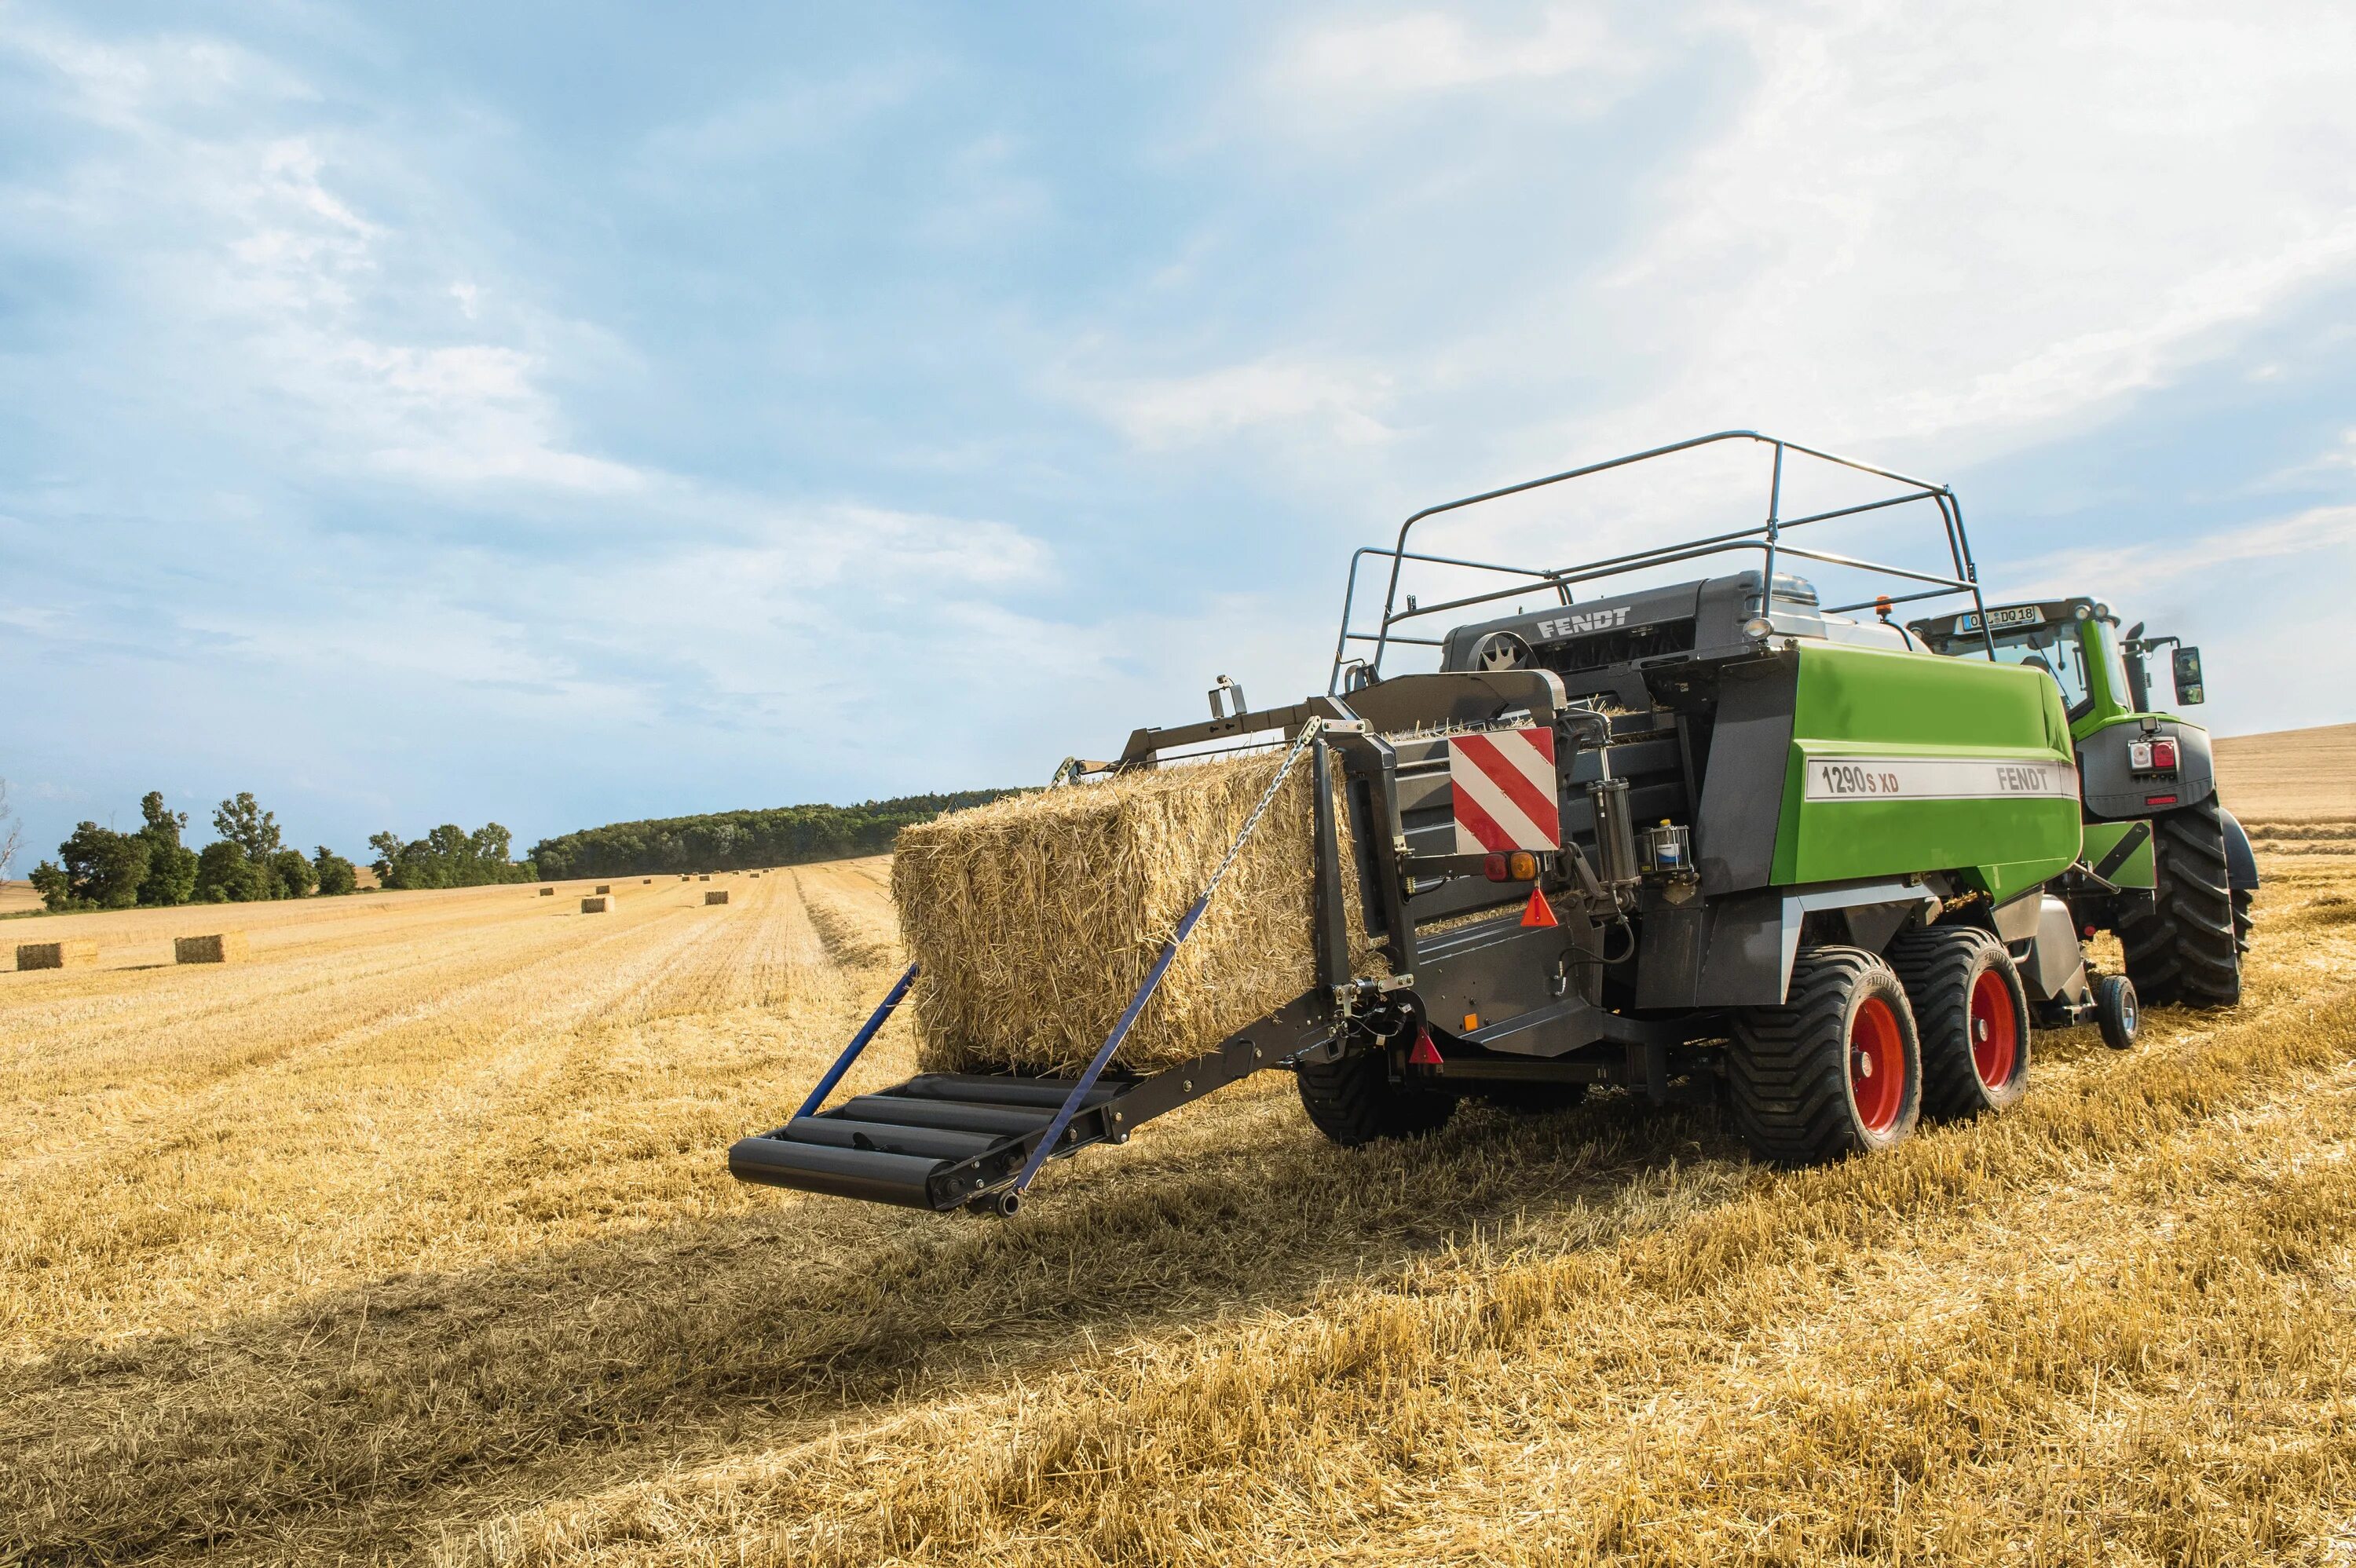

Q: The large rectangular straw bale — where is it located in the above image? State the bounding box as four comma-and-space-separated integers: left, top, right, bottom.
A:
16, 939, 98, 971
581, 895, 613, 913
705, 890, 730, 905
540, 886, 555, 896
595, 883, 612, 894
892, 751, 1373, 1076
174, 933, 247, 965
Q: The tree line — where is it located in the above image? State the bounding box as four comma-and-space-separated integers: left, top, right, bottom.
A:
24, 790, 538, 912
367, 824, 537, 890
29, 792, 360, 911
528, 791, 1019, 879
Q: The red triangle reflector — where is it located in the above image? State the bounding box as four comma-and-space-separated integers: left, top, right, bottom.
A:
1408, 1031, 1443, 1066
1521, 887, 1559, 928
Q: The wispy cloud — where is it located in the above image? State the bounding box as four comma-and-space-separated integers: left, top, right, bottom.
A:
1274, 7, 1642, 101
1084, 357, 1396, 448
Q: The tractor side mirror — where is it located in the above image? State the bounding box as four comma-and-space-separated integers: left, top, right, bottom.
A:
2171, 646, 2205, 706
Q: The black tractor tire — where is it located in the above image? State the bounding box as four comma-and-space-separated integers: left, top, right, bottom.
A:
1729, 946, 1922, 1167
2117, 799, 2242, 1009
1888, 926, 2031, 1120
2095, 973, 2139, 1051
1297, 1047, 1456, 1146
2231, 887, 2255, 956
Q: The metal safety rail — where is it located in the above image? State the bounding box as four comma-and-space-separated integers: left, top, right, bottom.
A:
1330, 430, 1998, 693
729, 722, 1335, 1215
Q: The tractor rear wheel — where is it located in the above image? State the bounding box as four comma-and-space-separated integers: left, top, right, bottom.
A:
1889, 926, 2030, 1120
2231, 887, 2255, 956
2117, 799, 2242, 1008
1729, 946, 1921, 1166
1297, 1047, 1455, 1146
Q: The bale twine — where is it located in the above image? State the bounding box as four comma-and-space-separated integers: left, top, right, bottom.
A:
581, 895, 613, 913
174, 933, 248, 965
892, 750, 1375, 1076
704, 890, 730, 905
16, 939, 98, 971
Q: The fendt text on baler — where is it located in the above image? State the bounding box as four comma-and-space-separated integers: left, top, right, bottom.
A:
731, 432, 2247, 1215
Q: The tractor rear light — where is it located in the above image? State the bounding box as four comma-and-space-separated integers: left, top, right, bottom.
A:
2146, 794, 2178, 806
1508, 850, 1538, 881
2128, 740, 2152, 769
1483, 853, 1509, 882
1462, 1012, 1481, 1033
2149, 738, 2179, 769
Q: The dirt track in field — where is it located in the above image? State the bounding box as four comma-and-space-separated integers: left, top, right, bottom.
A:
5, 760, 2356, 1562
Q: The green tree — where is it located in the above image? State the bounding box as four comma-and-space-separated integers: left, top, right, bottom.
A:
212, 793, 283, 863
54, 822, 151, 910
269, 847, 319, 898
28, 860, 78, 912
313, 846, 358, 896
134, 791, 199, 906
196, 840, 265, 903
371, 822, 535, 890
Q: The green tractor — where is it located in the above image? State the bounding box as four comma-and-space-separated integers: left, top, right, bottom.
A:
1910, 600, 2256, 1010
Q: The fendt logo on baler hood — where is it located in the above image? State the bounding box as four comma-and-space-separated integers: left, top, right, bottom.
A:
1532, 605, 1633, 639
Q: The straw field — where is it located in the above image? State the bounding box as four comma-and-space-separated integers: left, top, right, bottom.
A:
4, 733, 2356, 1563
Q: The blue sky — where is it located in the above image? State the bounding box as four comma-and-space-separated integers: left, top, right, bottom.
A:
4, 1, 2354, 868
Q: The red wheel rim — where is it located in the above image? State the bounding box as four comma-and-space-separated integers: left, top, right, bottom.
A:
1849, 994, 1904, 1134
1968, 968, 2019, 1091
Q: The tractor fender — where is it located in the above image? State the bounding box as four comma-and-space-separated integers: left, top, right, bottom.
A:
2219, 806, 2259, 891
2078, 720, 2216, 817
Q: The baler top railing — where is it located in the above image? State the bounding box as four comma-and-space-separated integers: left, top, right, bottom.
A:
1330, 430, 1996, 692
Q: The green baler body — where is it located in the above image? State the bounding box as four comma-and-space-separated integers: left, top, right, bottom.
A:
1768, 643, 2082, 906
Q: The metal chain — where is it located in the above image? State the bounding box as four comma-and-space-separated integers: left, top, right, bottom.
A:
1195, 717, 1326, 910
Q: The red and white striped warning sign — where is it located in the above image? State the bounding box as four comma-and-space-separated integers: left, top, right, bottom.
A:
1449, 726, 1560, 853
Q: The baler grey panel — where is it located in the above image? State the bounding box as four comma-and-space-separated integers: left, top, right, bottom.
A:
1775, 879, 1944, 1000
1637, 891, 1790, 1009
1991, 889, 2043, 945
1694, 656, 1798, 894
2080, 721, 2215, 818
1415, 920, 1580, 1044
2219, 806, 2259, 891
1341, 670, 1564, 735
1691, 889, 1789, 1006
1842, 901, 1913, 954
2019, 894, 2090, 1003
1635, 899, 1707, 1009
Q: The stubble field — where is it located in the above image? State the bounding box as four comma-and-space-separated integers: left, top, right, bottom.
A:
5, 749, 2356, 1564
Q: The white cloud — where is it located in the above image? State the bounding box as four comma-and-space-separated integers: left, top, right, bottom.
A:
1088, 357, 1395, 448
1278, 6, 1638, 99
1571, 0, 2356, 460
2, 26, 650, 503
1997, 503, 2356, 603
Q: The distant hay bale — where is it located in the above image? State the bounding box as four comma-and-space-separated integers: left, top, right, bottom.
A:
893, 751, 1375, 1077
642, 878, 653, 883
581, 895, 613, 913
704, 890, 730, 905
540, 886, 555, 896
16, 939, 98, 971
174, 933, 248, 965
594, 884, 613, 894
698, 874, 710, 882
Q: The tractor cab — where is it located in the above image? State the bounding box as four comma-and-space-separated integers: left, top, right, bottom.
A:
1907, 598, 2205, 740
